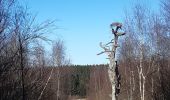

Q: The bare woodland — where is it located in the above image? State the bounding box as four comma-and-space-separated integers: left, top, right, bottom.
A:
0, 0, 170, 100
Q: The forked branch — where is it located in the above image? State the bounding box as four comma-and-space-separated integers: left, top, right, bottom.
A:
97, 42, 112, 55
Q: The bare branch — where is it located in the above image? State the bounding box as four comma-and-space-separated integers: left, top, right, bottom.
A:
97, 50, 112, 55
99, 42, 110, 51
97, 51, 105, 55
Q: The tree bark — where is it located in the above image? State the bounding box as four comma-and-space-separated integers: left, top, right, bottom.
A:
108, 59, 116, 100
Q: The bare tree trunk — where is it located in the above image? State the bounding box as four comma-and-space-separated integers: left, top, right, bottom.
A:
19, 39, 25, 100
142, 76, 146, 100
137, 58, 145, 100
138, 68, 142, 100
108, 59, 116, 100
98, 22, 125, 100
138, 45, 145, 100
151, 78, 154, 100
130, 71, 135, 100
99, 41, 117, 100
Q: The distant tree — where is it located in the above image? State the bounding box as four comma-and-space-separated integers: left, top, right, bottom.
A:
52, 40, 66, 66
32, 42, 46, 67
71, 66, 90, 97
51, 39, 71, 100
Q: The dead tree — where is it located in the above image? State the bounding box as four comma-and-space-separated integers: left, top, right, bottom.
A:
98, 22, 125, 100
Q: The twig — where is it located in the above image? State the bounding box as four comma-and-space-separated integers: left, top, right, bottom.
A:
97, 51, 105, 55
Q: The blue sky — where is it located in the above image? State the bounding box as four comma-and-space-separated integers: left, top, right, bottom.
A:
19, 0, 160, 65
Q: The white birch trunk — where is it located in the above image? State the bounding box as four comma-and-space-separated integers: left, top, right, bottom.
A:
138, 25, 145, 100
112, 85, 116, 100
142, 76, 145, 100
137, 60, 144, 100
138, 51, 146, 100
139, 70, 143, 100
108, 59, 116, 100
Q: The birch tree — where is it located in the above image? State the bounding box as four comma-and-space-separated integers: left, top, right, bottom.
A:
52, 40, 69, 100
98, 22, 125, 100
126, 4, 153, 100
